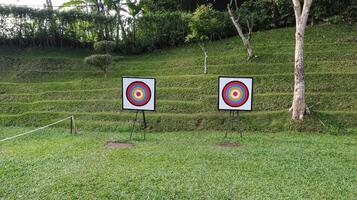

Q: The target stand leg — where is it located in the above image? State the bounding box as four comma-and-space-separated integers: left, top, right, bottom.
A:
129, 110, 147, 141
225, 111, 243, 139
130, 111, 139, 140
142, 111, 147, 141
225, 111, 233, 138
236, 111, 243, 140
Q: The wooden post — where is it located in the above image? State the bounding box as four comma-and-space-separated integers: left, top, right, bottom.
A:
70, 116, 73, 134
72, 116, 77, 134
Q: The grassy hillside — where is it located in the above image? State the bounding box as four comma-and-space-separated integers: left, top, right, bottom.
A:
0, 24, 356, 133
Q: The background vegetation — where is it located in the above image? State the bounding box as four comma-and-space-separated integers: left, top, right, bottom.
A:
0, 0, 355, 53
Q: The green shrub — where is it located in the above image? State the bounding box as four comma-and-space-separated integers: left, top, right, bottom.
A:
84, 54, 112, 78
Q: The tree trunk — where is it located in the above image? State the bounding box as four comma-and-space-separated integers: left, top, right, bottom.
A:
227, 5, 255, 60
290, 0, 312, 120
291, 30, 306, 120
104, 66, 107, 78
200, 43, 208, 74
118, 7, 126, 40
244, 39, 254, 60
101, 65, 108, 78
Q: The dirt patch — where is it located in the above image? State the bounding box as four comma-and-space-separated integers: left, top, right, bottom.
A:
217, 142, 241, 148
106, 141, 133, 149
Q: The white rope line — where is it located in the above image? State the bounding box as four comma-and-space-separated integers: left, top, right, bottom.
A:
0, 116, 73, 142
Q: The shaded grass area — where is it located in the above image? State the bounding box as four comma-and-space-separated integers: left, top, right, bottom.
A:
0, 24, 356, 132
0, 127, 356, 199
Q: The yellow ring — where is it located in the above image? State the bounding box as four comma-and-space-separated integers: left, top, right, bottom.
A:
132, 88, 145, 101
228, 87, 242, 100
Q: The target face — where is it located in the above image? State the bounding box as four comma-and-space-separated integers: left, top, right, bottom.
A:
218, 77, 253, 111
122, 77, 156, 111
126, 81, 151, 106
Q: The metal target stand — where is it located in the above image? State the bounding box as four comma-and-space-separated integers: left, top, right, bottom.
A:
122, 77, 156, 141
225, 110, 243, 139
218, 76, 253, 140
129, 110, 147, 141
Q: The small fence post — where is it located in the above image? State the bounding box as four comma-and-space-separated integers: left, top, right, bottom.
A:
70, 116, 73, 134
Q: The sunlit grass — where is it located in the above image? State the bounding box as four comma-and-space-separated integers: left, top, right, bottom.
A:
0, 127, 356, 199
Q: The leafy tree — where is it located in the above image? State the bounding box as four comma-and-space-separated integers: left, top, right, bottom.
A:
186, 4, 219, 74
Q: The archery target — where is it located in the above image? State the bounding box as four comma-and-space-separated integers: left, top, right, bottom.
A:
122, 77, 156, 111
218, 77, 253, 111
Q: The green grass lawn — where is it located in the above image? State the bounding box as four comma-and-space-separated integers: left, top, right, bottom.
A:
1, 127, 356, 199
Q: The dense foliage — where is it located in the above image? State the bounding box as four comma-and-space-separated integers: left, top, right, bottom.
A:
186, 5, 220, 43
0, 0, 355, 53
0, 6, 115, 48
118, 12, 192, 54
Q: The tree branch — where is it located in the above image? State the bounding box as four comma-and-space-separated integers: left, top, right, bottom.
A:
300, 0, 313, 29
227, 4, 244, 40
292, 0, 302, 26
246, 16, 253, 41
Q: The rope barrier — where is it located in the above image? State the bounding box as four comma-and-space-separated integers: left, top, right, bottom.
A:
0, 116, 75, 142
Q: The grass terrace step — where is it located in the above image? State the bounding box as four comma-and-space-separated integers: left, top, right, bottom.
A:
1, 110, 356, 132
122, 43, 357, 60
0, 87, 202, 102
1, 93, 356, 113
0, 100, 204, 114
1, 72, 357, 93
117, 60, 357, 76
2, 60, 357, 82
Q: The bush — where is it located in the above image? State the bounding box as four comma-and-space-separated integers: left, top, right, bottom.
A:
84, 54, 112, 78
94, 41, 116, 54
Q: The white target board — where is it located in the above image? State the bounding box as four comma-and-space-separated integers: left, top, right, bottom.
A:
218, 77, 253, 111
122, 77, 156, 111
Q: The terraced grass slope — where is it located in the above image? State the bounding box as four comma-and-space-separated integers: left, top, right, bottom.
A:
0, 24, 356, 132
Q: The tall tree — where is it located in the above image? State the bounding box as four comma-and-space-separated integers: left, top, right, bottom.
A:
110, 0, 128, 44
186, 4, 219, 74
227, 0, 255, 60
289, 0, 312, 120
126, 0, 142, 41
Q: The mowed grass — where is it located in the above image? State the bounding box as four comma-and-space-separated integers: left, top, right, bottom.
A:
0, 127, 356, 199
0, 24, 356, 132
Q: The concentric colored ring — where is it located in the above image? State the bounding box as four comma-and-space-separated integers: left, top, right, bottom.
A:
222, 81, 249, 107
126, 81, 151, 106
